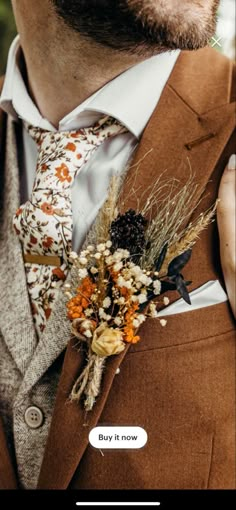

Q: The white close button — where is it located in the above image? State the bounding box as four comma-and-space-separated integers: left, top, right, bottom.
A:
24, 406, 44, 429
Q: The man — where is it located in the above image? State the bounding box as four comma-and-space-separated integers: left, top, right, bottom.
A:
0, 0, 235, 491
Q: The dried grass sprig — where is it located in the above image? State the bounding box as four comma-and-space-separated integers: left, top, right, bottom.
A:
159, 200, 219, 276
95, 176, 120, 244
139, 173, 203, 269
94, 177, 121, 304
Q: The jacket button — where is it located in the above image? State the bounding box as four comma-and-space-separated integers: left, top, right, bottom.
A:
24, 406, 44, 429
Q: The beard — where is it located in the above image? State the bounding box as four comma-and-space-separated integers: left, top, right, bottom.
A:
52, 0, 220, 57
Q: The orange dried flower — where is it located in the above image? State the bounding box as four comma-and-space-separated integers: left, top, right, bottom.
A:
123, 303, 140, 344
67, 276, 96, 320
120, 287, 131, 299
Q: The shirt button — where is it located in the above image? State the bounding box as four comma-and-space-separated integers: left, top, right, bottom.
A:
24, 406, 44, 429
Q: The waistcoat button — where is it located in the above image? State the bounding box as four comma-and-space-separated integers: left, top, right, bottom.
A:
24, 406, 44, 429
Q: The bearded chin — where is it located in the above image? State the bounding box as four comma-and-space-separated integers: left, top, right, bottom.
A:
124, 0, 219, 54
52, 0, 219, 55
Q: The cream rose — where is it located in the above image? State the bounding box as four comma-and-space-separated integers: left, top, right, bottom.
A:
91, 324, 125, 357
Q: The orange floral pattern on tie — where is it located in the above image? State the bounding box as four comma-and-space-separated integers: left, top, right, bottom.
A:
13, 116, 128, 337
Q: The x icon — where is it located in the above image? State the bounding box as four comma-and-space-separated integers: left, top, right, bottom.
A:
211, 36, 223, 48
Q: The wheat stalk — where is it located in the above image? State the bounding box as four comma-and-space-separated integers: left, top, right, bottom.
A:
159, 201, 218, 276
139, 173, 203, 269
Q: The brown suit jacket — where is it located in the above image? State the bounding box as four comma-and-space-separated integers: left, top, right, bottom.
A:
0, 46, 235, 490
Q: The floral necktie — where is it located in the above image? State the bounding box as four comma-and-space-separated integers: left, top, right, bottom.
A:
13, 115, 128, 337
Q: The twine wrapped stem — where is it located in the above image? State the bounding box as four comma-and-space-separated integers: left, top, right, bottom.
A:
70, 344, 107, 411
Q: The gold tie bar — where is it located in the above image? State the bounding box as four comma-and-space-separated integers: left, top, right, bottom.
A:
23, 253, 62, 267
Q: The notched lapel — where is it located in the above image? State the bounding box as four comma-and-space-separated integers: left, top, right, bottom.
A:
38, 50, 235, 489
0, 117, 38, 376
16, 264, 78, 401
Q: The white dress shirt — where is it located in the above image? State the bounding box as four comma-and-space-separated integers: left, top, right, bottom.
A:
0, 36, 180, 252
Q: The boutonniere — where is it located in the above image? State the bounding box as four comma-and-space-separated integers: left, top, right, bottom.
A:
64, 175, 217, 411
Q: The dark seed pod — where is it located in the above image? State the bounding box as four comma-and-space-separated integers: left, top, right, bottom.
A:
110, 209, 148, 262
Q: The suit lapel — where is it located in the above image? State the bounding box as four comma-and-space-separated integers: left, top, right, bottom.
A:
38, 50, 235, 489
0, 117, 38, 376
15, 264, 78, 402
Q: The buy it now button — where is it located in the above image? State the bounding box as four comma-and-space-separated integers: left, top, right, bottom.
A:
89, 426, 148, 449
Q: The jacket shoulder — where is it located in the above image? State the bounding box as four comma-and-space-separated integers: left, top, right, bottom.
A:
169, 46, 235, 114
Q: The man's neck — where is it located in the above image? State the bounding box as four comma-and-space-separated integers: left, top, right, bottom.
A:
26, 44, 142, 128
17, 10, 145, 128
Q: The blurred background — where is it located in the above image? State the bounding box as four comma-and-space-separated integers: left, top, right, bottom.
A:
0, 0, 235, 75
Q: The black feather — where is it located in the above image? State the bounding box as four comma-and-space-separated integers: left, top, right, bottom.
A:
175, 274, 191, 304
168, 249, 192, 276
160, 280, 177, 293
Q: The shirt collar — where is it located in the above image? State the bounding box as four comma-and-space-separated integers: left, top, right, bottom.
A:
0, 35, 180, 139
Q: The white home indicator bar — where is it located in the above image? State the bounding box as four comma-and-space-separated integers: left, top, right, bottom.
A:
76, 503, 161, 507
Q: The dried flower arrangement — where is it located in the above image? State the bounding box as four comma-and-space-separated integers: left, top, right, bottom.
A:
64, 174, 217, 411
